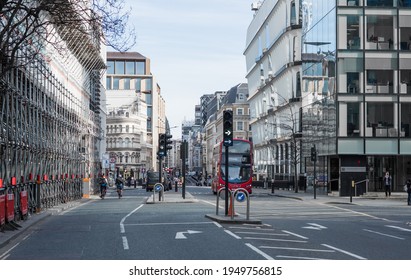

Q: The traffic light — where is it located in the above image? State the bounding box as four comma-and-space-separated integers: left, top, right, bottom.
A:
223, 110, 233, 146
158, 133, 166, 157
310, 146, 317, 162
165, 134, 172, 156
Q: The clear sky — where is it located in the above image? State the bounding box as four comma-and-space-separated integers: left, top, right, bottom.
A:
124, 0, 254, 135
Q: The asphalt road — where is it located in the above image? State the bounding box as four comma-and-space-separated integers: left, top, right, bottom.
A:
1, 185, 411, 260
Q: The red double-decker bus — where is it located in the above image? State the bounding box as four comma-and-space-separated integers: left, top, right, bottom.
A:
211, 139, 253, 195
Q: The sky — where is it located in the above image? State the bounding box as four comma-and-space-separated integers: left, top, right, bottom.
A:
124, 0, 254, 135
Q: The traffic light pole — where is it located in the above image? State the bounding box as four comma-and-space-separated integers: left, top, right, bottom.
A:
314, 158, 317, 199
158, 156, 162, 186
225, 145, 229, 216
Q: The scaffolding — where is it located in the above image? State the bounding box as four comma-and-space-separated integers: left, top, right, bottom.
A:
0, 2, 106, 228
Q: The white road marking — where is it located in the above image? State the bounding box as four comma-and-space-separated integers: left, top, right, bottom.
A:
282, 230, 309, 240
120, 204, 144, 233
224, 230, 242, 239
122, 236, 129, 250
124, 221, 214, 227
363, 229, 404, 240
228, 226, 275, 231
245, 243, 274, 260
234, 231, 289, 236
0, 243, 20, 259
276, 255, 328, 260
322, 244, 367, 260
385, 225, 411, 232
244, 237, 307, 243
213, 222, 222, 228
303, 223, 327, 230
175, 230, 203, 239
325, 204, 391, 221
59, 200, 93, 215
260, 246, 335, 253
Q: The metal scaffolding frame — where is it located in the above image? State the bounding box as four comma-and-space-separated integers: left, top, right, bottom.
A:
0, 4, 106, 227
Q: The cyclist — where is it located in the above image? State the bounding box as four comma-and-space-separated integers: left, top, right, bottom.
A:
115, 175, 125, 198
99, 174, 108, 199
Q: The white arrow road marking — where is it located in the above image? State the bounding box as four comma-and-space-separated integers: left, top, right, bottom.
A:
303, 223, 328, 230
175, 230, 203, 239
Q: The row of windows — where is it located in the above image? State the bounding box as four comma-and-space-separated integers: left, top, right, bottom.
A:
106, 138, 141, 148
338, 0, 411, 7
109, 154, 141, 164
106, 77, 152, 91
107, 60, 146, 75
107, 125, 142, 134
340, 101, 411, 138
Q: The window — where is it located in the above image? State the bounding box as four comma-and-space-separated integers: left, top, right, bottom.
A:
366, 15, 394, 50
347, 103, 360, 137
135, 78, 141, 92
115, 61, 125, 74
401, 103, 411, 137
367, 102, 394, 137
237, 121, 244, 131
290, 1, 296, 25
126, 62, 135, 75
137, 61, 145, 75
366, 70, 393, 94
107, 61, 114, 74
237, 108, 244, 115
106, 77, 111, 90
144, 78, 152, 91
113, 77, 120, 89
145, 93, 152, 105
124, 78, 131, 90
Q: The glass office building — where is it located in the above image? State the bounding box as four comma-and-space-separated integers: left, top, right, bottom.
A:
302, 0, 411, 195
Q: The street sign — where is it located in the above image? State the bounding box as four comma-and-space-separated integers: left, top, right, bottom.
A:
154, 183, 163, 192
236, 191, 246, 202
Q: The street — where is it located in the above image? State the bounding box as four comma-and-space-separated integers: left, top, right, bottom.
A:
1, 185, 411, 260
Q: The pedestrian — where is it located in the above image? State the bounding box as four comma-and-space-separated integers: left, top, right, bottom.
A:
383, 172, 392, 197
406, 179, 411, 206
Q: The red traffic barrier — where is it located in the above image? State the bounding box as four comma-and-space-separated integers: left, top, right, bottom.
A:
6, 193, 14, 222
0, 194, 6, 226
20, 190, 28, 216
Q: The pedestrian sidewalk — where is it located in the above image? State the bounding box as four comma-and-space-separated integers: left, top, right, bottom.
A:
252, 187, 409, 206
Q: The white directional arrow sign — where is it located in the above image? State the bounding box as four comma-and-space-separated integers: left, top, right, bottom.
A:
224, 130, 231, 136
175, 230, 203, 239
302, 223, 327, 230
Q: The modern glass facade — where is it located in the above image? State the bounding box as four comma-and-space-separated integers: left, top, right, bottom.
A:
303, 0, 411, 195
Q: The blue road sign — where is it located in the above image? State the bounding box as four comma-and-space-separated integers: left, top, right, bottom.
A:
154, 183, 163, 192
236, 191, 246, 202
